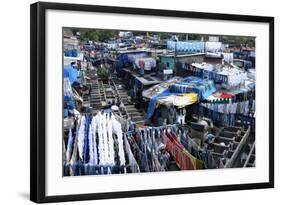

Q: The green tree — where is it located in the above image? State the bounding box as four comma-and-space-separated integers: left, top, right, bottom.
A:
79, 30, 117, 42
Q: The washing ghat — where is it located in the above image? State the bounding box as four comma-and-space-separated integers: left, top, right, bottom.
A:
63, 29, 255, 176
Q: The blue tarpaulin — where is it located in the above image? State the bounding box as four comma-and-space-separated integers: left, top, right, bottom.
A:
64, 65, 78, 84
146, 90, 172, 119
169, 76, 215, 101
145, 76, 215, 119
64, 49, 78, 57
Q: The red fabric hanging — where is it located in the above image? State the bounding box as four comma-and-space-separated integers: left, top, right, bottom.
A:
162, 133, 195, 170
213, 91, 233, 98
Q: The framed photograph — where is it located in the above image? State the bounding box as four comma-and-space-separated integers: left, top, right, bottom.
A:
30, 2, 274, 203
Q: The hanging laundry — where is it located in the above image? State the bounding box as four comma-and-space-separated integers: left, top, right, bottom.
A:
157, 93, 198, 108
190, 63, 249, 88
161, 128, 203, 170
66, 128, 73, 163
64, 111, 129, 176
77, 116, 86, 161
167, 40, 205, 53
134, 57, 156, 71
107, 113, 126, 169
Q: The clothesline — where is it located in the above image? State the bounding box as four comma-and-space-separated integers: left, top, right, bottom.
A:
127, 124, 213, 169
64, 114, 211, 176
64, 112, 126, 176
125, 123, 178, 135
190, 63, 249, 88
200, 99, 255, 115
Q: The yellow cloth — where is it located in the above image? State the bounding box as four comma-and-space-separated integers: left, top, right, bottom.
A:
182, 149, 203, 169
157, 93, 198, 108
180, 93, 198, 103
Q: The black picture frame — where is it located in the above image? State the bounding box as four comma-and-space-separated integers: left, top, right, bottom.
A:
30, 1, 274, 203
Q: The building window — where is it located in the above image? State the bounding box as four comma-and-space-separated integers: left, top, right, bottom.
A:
166, 62, 169, 68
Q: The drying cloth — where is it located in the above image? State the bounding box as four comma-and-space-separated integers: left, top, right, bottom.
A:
167, 40, 205, 52
212, 91, 234, 99
134, 57, 156, 71
157, 93, 198, 108
169, 76, 216, 101
182, 149, 203, 170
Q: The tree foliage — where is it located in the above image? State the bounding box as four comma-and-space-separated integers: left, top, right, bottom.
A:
78, 30, 117, 42
69, 28, 255, 47
220, 36, 255, 47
